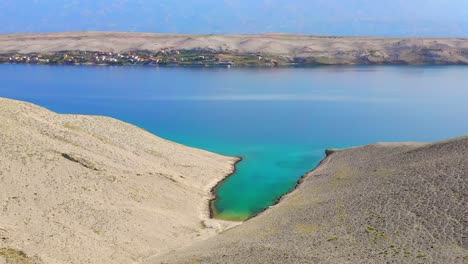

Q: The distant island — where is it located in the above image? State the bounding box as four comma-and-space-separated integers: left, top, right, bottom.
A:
0, 32, 467, 66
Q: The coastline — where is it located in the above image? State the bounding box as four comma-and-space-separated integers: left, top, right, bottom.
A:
243, 150, 332, 222
1, 32, 468, 66
2, 60, 468, 68
151, 136, 468, 263
208, 157, 243, 220
3, 62, 468, 73
209, 149, 338, 223
0, 97, 243, 263
245, 142, 428, 221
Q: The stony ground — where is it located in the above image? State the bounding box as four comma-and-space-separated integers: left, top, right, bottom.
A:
1, 97, 466, 263
150, 137, 468, 263
0, 98, 239, 264
0, 32, 467, 64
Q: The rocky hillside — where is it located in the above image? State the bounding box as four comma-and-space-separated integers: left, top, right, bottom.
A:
0, 98, 239, 264
1, 97, 466, 263
150, 137, 468, 263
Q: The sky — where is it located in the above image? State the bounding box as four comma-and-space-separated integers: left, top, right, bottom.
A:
1, 0, 468, 36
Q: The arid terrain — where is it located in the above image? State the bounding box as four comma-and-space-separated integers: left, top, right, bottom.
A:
0, 32, 467, 65
0, 98, 239, 264
151, 137, 468, 263
0, 98, 466, 264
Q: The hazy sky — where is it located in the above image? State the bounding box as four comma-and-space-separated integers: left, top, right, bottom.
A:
2, 0, 468, 36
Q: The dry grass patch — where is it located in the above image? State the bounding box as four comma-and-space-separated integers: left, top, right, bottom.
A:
0, 248, 41, 264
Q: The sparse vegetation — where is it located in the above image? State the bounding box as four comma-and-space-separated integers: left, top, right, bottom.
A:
0, 50, 284, 67
365, 225, 387, 242
0, 248, 41, 264
63, 122, 81, 131
1, 32, 468, 66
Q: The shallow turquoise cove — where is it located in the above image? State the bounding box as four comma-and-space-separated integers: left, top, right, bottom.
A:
213, 145, 324, 220
1, 64, 468, 221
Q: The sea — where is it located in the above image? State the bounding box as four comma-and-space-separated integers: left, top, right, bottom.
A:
1, 64, 467, 220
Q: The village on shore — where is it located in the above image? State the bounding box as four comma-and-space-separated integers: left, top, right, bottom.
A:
0, 49, 282, 67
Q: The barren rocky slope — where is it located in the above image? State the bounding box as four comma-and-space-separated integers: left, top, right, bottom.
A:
0, 98, 239, 264
151, 137, 468, 263
1, 32, 468, 64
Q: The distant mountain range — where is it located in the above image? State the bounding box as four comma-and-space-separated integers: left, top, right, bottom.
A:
1, 0, 468, 37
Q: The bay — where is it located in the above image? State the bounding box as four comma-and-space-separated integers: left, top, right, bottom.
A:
1, 64, 467, 220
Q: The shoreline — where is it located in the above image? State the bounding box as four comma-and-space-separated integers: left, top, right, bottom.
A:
0, 97, 245, 263
1, 32, 468, 66
3, 62, 468, 72
151, 136, 468, 263
209, 149, 334, 222
2, 61, 468, 68
208, 157, 243, 220
244, 141, 433, 222
243, 150, 332, 222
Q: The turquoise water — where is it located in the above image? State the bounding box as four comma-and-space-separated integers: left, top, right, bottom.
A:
1, 65, 468, 220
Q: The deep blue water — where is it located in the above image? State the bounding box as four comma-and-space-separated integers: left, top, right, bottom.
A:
1, 64, 468, 220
